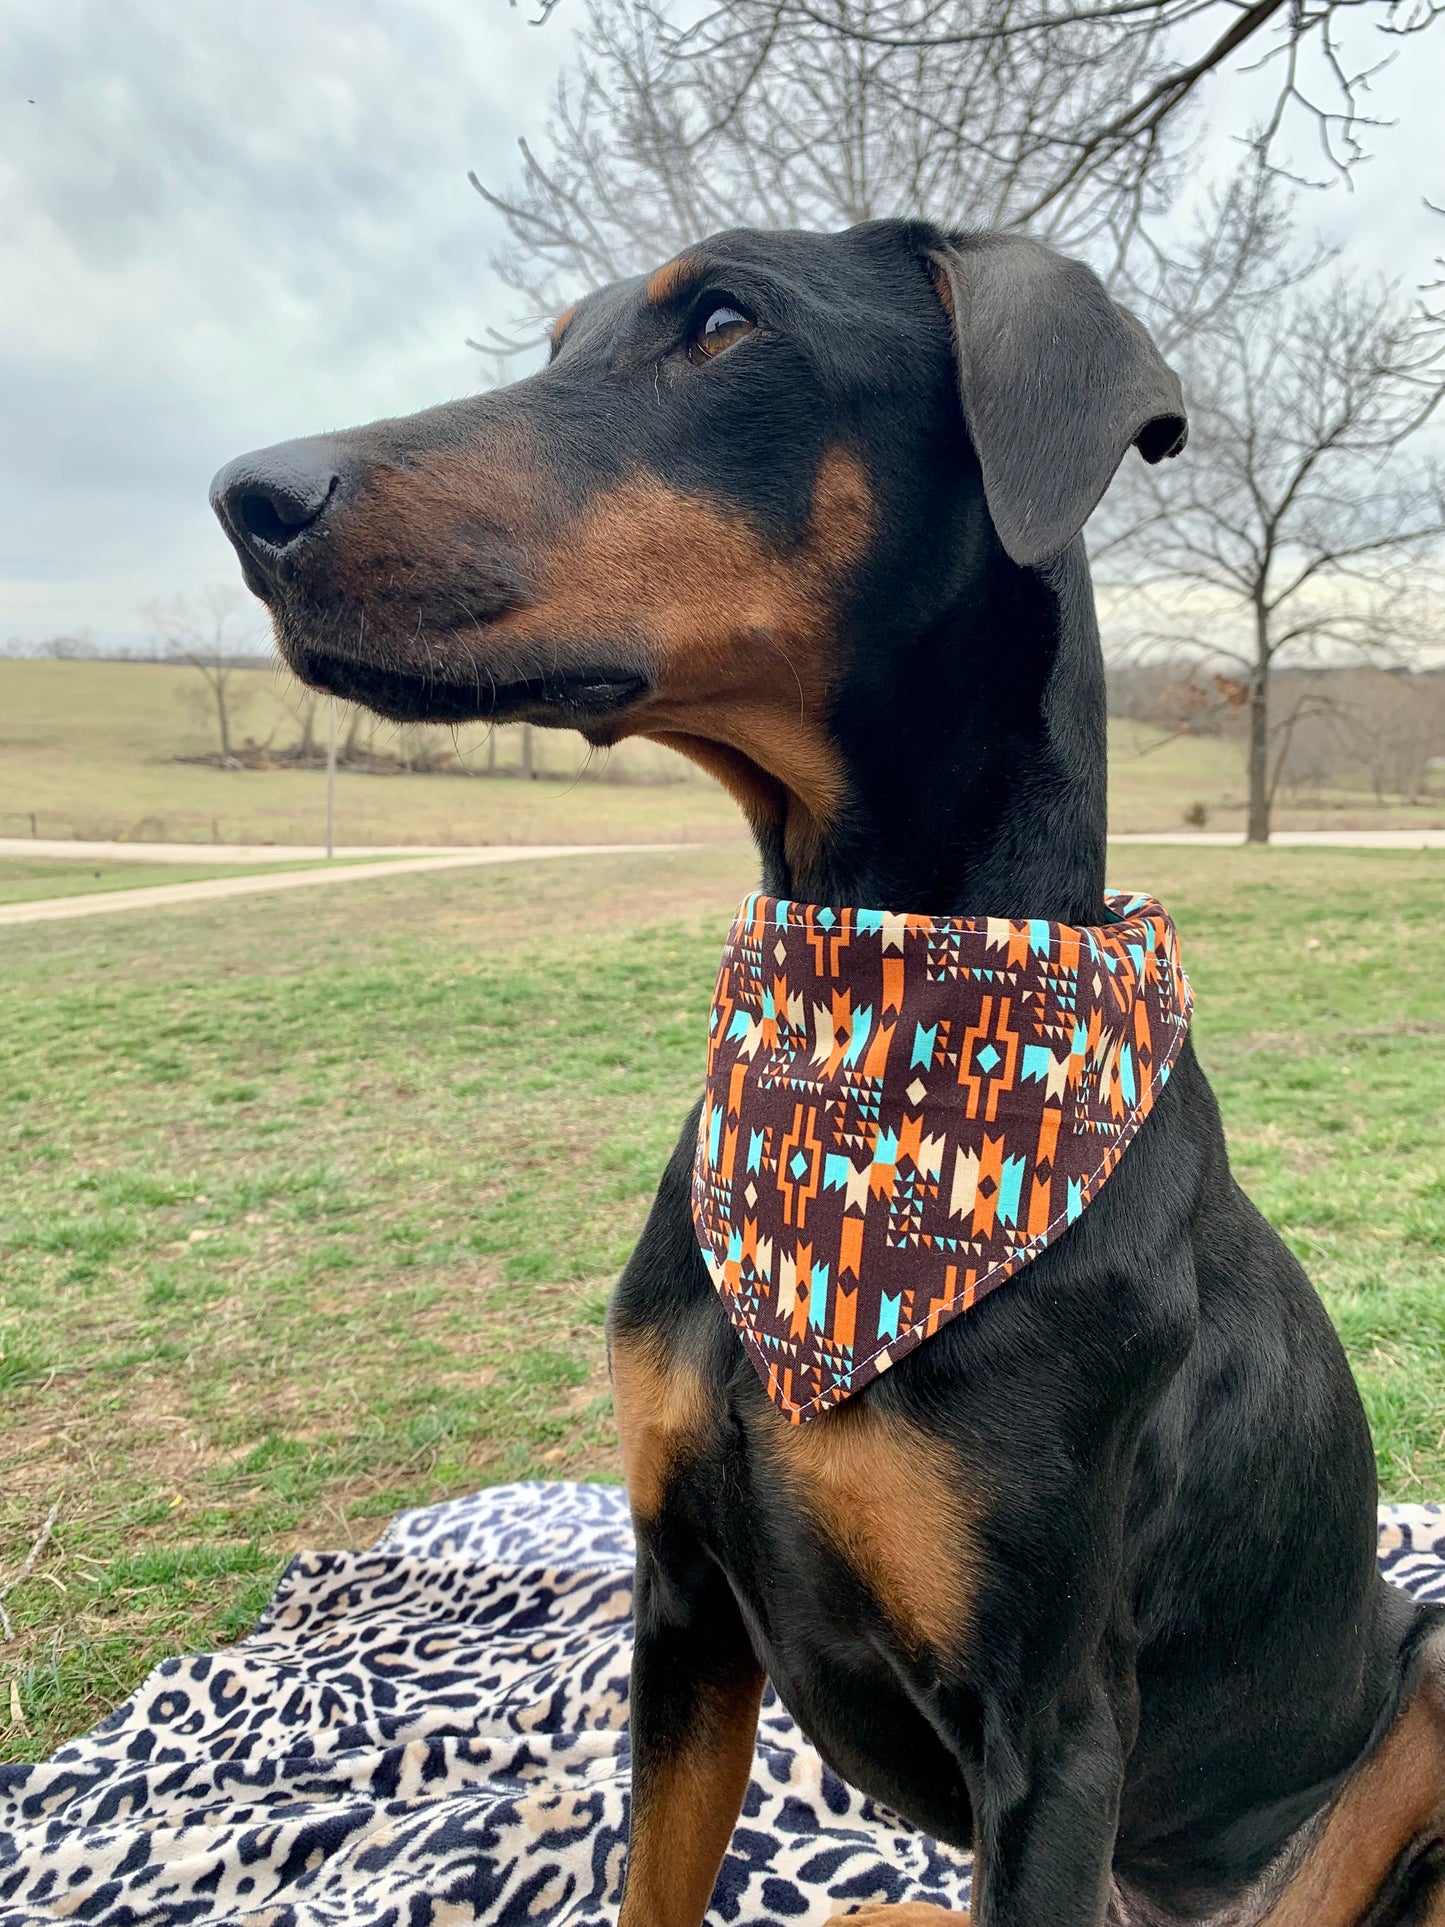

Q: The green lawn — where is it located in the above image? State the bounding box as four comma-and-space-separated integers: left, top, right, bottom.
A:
1, 844, 1441, 1762
0, 856, 351, 905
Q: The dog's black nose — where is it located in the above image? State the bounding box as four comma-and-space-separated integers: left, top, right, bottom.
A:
210, 441, 342, 586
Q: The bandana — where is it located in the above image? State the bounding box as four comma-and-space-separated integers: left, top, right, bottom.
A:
692, 891, 1191, 1422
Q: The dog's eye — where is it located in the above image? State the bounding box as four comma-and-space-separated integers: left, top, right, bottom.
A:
689, 303, 755, 365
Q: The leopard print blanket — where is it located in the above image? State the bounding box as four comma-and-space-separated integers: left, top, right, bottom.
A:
2, 1484, 1443, 1927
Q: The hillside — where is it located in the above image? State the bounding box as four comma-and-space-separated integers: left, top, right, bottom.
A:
2, 658, 1441, 847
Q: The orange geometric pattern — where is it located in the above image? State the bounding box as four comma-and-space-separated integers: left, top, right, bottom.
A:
691, 892, 1192, 1422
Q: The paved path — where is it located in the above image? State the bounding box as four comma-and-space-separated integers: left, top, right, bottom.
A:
0, 845, 680, 929
2, 826, 1438, 931
6, 827, 1442, 869
1110, 829, 1445, 848
0, 837, 588, 865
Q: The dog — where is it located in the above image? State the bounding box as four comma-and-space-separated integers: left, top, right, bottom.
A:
212, 219, 1445, 1926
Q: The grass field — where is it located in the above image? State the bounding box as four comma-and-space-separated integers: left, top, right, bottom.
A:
2, 844, 1443, 1764
0, 659, 739, 850
4, 659, 1443, 848
0, 856, 354, 906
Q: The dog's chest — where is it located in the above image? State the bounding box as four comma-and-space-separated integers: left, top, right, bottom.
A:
746, 1396, 982, 1655
725, 1388, 985, 1845
614, 1322, 979, 1659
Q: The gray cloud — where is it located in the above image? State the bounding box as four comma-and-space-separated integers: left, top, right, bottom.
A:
1, 0, 1439, 652
1, 0, 564, 648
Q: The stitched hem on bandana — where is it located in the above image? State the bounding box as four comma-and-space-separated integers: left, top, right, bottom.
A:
692, 890, 1193, 1423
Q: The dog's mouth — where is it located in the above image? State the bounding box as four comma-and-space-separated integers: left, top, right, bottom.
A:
290, 646, 652, 730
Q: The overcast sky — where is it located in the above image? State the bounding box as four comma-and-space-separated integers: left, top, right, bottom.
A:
2, 0, 1441, 655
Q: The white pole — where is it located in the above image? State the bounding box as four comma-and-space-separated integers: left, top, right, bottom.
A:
325, 698, 337, 859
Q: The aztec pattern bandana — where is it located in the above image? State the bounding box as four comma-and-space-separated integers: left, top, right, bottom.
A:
692, 891, 1192, 1422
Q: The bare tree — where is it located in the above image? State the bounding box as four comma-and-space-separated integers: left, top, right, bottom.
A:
1263, 660, 1445, 801
146, 587, 266, 766
1343, 663, 1445, 800
477, 0, 1173, 330
288, 685, 322, 761
38, 630, 101, 660
1098, 272, 1445, 839
673, 0, 1443, 222
481, 0, 1441, 338
339, 704, 375, 765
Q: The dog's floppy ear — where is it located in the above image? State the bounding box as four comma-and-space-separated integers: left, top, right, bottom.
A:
931, 232, 1187, 568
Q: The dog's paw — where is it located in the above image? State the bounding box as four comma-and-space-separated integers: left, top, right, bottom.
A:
824, 1907, 968, 1926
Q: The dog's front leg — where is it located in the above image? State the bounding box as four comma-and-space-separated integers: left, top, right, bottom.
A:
619, 1523, 765, 1927
968, 1670, 1126, 1927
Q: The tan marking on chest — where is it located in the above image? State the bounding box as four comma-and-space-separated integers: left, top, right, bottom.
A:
767, 1399, 980, 1653
610, 1332, 713, 1521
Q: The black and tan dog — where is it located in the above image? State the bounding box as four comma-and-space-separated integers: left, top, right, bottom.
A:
212, 220, 1445, 1926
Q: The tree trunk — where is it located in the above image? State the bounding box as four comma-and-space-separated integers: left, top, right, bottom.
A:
486, 727, 497, 774
1245, 603, 1270, 844
521, 723, 535, 780
215, 674, 232, 761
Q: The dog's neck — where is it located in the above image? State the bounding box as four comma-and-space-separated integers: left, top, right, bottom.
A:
762, 541, 1110, 927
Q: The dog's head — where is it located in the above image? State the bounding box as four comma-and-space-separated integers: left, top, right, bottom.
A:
212, 220, 1183, 857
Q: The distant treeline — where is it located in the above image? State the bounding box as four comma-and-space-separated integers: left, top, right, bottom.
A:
1109, 661, 1445, 804
10, 638, 1445, 804
1, 636, 273, 669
